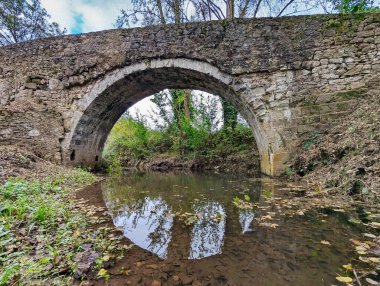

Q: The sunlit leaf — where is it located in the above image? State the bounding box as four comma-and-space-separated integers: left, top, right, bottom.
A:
335, 276, 353, 283
342, 264, 352, 271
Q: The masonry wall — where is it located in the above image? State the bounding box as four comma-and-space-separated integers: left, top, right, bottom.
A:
0, 13, 379, 175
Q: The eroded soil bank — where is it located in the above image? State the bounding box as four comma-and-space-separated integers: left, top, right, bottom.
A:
289, 90, 380, 205
117, 151, 259, 176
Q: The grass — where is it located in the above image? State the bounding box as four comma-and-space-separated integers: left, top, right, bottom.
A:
0, 168, 129, 285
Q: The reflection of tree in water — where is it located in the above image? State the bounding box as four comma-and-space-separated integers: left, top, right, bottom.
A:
189, 201, 226, 259
239, 209, 255, 234
112, 197, 173, 258
102, 171, 263, 259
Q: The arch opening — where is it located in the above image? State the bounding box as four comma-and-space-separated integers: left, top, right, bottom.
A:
64, 59, 272, 175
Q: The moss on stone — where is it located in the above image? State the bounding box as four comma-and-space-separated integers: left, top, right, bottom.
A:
333, 90, 362, 99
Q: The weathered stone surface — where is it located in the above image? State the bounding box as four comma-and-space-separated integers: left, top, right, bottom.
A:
0, 13, 379, 176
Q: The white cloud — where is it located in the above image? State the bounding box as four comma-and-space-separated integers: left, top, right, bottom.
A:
41, 0, 130, 33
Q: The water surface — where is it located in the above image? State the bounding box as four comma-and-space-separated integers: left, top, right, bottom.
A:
102, 171, 361, 286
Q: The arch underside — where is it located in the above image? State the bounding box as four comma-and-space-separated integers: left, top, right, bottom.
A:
67, 63, 270, 173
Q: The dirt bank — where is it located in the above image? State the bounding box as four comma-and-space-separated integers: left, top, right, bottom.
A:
290, 90, 380, 203
0, 144, 67, 181
119, 150, 260, 175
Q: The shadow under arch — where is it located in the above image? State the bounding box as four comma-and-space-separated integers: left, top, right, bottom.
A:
64, 58, 271, 175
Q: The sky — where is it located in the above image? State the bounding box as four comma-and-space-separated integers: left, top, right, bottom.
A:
41, 0, 129, 34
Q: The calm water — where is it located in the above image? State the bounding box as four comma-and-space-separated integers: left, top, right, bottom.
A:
102, 171, 361, 286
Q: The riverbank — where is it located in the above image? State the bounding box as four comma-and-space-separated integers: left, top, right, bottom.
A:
289, 90, 379, 205
0, 144, 379, 285
0, 146, 133, 285
116, 150, 260, 175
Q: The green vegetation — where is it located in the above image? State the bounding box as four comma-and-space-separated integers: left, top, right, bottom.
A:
0, 169, 128, 285
102, 90, 257, 173
0, 0, 66, 46
333, 0, 380, 13
103, 117, 257, 173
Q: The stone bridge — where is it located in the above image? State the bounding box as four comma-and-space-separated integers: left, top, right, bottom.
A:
0, 14, 379, 176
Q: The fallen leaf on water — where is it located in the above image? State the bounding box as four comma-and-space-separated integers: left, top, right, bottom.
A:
320, 240, 331, 246
335, 276, 353, 283
147, 264, 159, 269
369, 222, 380, 228
350, 239, 363, 246
151, 280, 161, 286
355, 245, 368, 252
172, 275, 180, 282
365, 278, 380, 285
259, 223, 279, 229
369, 257, 380, 263
363, 233, 377, 239
342, 264, 352, 271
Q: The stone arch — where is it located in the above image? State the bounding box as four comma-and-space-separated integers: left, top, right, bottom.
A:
64, 58, 272, 175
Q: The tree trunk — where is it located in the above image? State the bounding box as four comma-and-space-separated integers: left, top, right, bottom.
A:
156, 0, 166, 24
183, 90, 191, 119
174, 0, 181, 24
226, 0, 234, 18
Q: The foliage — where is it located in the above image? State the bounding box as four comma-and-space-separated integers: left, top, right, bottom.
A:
0, 169, 129, 285
0, 0, 66, 46
302, 131, 322, 151
103, 103, 257, 171
332, 0, 379, 13
221, 99, 238, 130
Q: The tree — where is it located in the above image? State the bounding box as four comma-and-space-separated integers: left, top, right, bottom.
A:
0, 0, 66, 46
330, 0, 379, 13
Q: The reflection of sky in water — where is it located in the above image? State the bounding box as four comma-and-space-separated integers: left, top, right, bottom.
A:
189, 202, 226, 259
102, 172, 264, 261
113, 197, 173, 259
239, 210, 255, 233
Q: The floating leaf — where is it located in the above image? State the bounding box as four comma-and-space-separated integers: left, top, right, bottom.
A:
369, 257, 380, 263
151, 280, 161, 286
348, 218, 361, 224
335, 276, 353, 283
365, 278, 380, 285
259, 223, 279, 229
369, 222, 380, 228
342, 264, 352, 271
244, 195, 250, 201
355, 245, 368, 252
363, 233, 376, 239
